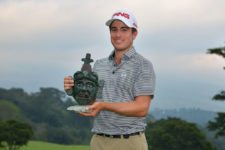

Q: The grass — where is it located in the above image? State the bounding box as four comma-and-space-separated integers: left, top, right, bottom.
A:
20, 141, 89, 150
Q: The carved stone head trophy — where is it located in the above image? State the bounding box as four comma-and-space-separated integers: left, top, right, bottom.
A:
67, 53, 99, 113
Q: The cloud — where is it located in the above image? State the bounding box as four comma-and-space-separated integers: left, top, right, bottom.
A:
136, 0, 225, 33
0, 0, 225, 111
154, 52, 225, 72
0, 1, 105, 42
1, 0, 225, 55
1, 0, 225, 42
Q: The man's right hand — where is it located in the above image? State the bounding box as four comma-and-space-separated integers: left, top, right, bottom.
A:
64, 76, 74, 91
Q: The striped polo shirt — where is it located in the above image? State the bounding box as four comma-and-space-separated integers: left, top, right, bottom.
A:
92, 47, 156, 135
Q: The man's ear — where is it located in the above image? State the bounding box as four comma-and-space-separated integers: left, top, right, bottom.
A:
132, 31, 138, 40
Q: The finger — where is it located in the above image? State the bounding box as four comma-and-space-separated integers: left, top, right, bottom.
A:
79, 112, 93, 117
64, 82, 74, 86
64, 76, 72, 80
64, 81, 74, 87
64, 76, 74, 89
64, 76, 74, 81
64, 78, 74, 84
64, 85, 74, 90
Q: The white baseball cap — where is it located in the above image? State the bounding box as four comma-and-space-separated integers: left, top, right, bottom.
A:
105, 10, 138, 30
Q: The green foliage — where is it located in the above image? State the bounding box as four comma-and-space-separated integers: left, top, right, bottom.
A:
207, 47, 225, 58
212, 91, 225, 101
0, 100, 24, 121
20, 141, 89, 150
0, 87, 92, 145
208, 113, 225, 138
145, 118, 216, 150
0, 120, 33, 150
207, 46, 225, 138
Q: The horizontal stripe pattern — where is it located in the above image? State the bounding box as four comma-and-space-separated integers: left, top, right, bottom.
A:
92, 47, 155, 135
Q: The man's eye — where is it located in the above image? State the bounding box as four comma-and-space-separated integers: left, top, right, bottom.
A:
110, 28, 117, 32
121, 28, 129, 32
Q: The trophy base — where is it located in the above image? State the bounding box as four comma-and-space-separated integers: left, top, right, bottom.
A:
67, 105, 90, 113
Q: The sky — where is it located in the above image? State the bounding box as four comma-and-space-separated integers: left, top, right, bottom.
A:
0, 0, 225, 112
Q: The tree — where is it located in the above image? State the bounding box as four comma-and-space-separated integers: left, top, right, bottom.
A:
0, 120, 33, 150
0, 100, 24, 121
207, 46, 225, 138
207, 47, 225, 58
145, 118, 216, 150
0, 87, 92, 145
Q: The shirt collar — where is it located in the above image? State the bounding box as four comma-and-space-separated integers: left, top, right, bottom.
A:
108, 47, 136, 60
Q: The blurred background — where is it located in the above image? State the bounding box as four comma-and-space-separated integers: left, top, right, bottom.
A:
1, 0, 225, 112
0, 0, 225, 149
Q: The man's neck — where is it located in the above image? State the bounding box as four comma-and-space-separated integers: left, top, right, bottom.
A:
114, 46, 132, 65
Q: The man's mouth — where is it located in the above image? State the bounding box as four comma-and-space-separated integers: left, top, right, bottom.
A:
115, 40, 123, 44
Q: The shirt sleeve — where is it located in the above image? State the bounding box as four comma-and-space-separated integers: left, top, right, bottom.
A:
93, 60, 98, 72
133, 60, 156, 98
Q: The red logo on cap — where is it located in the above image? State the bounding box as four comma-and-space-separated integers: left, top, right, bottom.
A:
113, 12, 130, 19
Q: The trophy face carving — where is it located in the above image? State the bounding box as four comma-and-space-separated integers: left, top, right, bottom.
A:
73, 71, 98, 105
67, 53, 103, 113
72, 53, 98, 105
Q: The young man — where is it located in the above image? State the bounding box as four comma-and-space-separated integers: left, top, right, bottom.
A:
64, 10, 155, 150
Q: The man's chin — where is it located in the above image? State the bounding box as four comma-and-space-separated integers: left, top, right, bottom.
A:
114, 46, 130, 52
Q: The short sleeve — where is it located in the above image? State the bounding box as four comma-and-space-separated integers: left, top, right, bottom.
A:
93, 60, 98, 72
133, 60, 156, 98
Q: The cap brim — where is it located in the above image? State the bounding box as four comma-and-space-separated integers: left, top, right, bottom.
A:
105, 19, 116, 26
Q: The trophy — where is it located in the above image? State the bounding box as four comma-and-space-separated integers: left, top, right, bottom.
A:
67, 53, 99, 113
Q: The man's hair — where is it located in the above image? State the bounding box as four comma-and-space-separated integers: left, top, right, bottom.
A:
131, 28, 137, 33
109, 26, 137, 33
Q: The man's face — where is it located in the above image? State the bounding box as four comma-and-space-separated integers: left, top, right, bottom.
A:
73, 71, 98, 105
110, 20, 137, 52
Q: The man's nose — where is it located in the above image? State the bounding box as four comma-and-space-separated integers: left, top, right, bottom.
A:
115, 30, 122, 37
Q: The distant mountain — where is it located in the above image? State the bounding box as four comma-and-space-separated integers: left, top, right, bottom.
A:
150, 108, 217, 126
